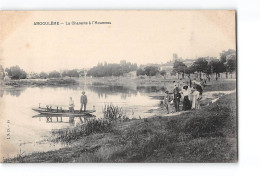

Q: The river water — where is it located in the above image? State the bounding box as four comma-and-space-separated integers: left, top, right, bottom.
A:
0, 82, 164, 159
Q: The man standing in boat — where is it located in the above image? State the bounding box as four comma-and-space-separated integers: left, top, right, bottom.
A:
80, 91, 88, 112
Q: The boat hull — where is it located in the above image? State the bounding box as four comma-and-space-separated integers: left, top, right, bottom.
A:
32, 107, 95, 116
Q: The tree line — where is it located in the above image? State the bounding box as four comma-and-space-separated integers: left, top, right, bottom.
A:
87, 60, 137, 77
172, 49, 236, 79
38, 69, 80, 79
1, 49, 236, 80
2, 66, 80, 80
136, 49, 236, 79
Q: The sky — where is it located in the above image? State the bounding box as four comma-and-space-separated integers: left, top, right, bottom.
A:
0, 10, 236, 73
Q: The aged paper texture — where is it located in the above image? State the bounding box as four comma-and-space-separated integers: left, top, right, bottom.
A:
0, 10, 237, 163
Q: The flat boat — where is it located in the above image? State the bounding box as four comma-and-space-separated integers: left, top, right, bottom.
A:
32, 107, 96, 116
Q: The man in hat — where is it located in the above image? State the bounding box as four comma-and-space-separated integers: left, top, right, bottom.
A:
80, 91, 88, 112
172, 81, 181, 112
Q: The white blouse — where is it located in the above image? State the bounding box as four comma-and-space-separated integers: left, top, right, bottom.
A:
182, 89, 190, 96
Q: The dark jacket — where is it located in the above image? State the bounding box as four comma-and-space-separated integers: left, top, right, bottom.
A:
173, 87, 181, 100
80, 95, 87, 104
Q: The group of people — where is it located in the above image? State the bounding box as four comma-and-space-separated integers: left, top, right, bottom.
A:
68, 91, 88, 113
164, 80, 203, 114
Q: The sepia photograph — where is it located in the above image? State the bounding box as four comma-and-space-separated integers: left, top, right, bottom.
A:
0, 10, 237, 163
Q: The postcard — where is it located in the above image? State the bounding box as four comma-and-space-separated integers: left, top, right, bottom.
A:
0, 10, 237, 163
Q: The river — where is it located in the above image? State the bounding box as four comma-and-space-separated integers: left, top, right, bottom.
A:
0, 82, 163, 159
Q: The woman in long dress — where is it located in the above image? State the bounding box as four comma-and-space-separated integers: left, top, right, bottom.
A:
192, 88, 202, 109
182, 85, 191, 111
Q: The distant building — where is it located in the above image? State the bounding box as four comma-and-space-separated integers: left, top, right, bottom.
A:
159, 64, 173, 71
173, 53, 178, 62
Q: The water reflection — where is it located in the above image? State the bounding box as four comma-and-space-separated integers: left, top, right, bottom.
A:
0, 86, 27, 97
32, 114, 96, 126
136, 86, 166, 93
0, 83, 166, 99
0, 85, 80, 98
86, 84, 138, 99
86, 84, 166, 99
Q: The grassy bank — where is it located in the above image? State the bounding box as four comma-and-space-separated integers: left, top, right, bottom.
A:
3, 78, 78, 87
4, 92, 237, 163
85, 76, 236, 87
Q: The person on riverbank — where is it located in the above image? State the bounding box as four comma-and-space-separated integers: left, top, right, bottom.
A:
164, 91, 173, 114
69, 97, 75, 113
173, 82, 181, 112
80, 91, 88, 112
191, 83, 202, 110
196, 82, 203, 96
182, 85, 191, 111
188, 76, 192, 88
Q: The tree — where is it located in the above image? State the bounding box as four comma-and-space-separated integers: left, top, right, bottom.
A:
226, 54, 236, 78
144, 66, 159, 78
207, 59, 225, 80
193, 58, 208, 78
48, 71, 61, 78
173, 60, 187, 79
220, 49, 236, 63
88, 61, 137, 77
5, 66, 27, 79
62, 69, 79, 77
39, 72, 48, 79
0, 65, 5, 79
136, 68, 145, 76
160, 70, 167, 79
220, 49, 236, 78
185, 64, 196, 76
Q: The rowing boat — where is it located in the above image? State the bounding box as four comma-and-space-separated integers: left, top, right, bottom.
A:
32, 107, 96, 116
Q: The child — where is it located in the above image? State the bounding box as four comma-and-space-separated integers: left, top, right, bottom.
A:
69, 97, 75, 113
164, 91, 173, 114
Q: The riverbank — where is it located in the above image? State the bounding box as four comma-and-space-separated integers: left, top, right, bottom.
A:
84, 76, 236, 88
2, 78, 78, 87
4, 91, 237, 163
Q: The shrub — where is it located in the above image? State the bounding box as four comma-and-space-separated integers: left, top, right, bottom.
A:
103, 104, 126, 121
52, 119, 112, 144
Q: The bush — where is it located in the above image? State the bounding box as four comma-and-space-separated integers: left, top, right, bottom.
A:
39, 72, 48, 79
103, 104, 126, 121
46, 78, 77, 85
62, 69, 79, 77
48, 71, 61, 78
52, 119, 112, 144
